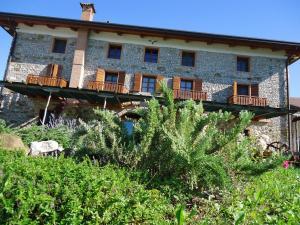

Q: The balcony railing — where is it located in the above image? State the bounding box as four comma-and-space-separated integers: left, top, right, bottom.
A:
87, 81, 129, 94
228, 95, 267, 107
26, 74, 67, 88
173, 89, 207, 101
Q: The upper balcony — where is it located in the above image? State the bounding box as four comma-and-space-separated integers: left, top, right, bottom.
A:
228, 82, 267, 107
26, 74, 68, 88
87, 81, 128, 94
26, 64, 67, 88
173, 89, 207, 101
228, 95, 267, 107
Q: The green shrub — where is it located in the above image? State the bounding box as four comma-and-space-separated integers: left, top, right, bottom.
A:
129, 84, 252, 190
16, 124, 72, 149
0, 149, 173, 224
235, 168, 299, 224
0, 119, 12, 134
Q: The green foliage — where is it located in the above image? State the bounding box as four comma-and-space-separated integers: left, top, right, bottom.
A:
16, 124, 72, 149
226, 168, 300, 224
0, 119, 12, 134
129, 83, 253, 190
0, 149, 173, 224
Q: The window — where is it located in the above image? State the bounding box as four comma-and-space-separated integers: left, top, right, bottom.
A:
108, 44, 122, 59
105, 72, 118, 83
141, 76, 156, 93
237, 57, 249, 72
123, 120, 134, 135
144, 48, 158, 63
182, 51, 195, 67
180, 79, 193, 91
52, 39, 67, 53
237, 84, 249, 95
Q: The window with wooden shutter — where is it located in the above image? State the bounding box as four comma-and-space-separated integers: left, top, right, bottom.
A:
251, 84, 259, 96
173, 76, 181, 90
96, 68, 105, 82
233, 81, 238, 96
118, 71, 126, 85
133, 73, 142, 92
156, 75, 164, 92
46, 64, 62, 77
193, 79, 202, 91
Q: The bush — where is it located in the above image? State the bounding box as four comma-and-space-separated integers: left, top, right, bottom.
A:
16, 124, 73, 149
0, 119, 12, 134
225, 168, 300, 224
0, 149, 173, 224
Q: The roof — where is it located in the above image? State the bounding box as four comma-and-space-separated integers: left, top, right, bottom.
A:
290, 97, 300, 108
1, 11, 300, 64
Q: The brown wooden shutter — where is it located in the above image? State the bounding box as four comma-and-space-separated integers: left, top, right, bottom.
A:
46, 64, 54, 76
233, 81, 237, 96
133, 73, 142, 92
156, 75, 164, 92
118, 71, 126, 85
193, 79, 202, 91
173, 76, 181, 90
52, 64, 58, 77
251, 84, 259, 96
96, 68, 105, 82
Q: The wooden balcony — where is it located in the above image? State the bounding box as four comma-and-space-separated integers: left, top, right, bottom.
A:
87, 81, 128, 94
173, 89, 207, 101
228, 95, 267, 107
26, 74, 67, 88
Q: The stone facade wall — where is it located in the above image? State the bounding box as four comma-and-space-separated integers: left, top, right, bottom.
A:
1, 31, 288, 143
6, 32, 76, 82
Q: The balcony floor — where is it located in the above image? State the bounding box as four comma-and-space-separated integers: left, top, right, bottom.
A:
1, 81, 294, 119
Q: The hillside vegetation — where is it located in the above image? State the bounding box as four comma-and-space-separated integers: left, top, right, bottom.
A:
0, 84, 299, 224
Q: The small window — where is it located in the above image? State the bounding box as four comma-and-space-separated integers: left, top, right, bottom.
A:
52, 39, 67, 53
105, 72, 118, 83
237, 84, 249, 95
141, 76, 156, 93
123, 120, 134, 135
182, 51, 195, 67
108, 44, 122, 59
237, 57, 249, 72
180, 79, 193, 91
144, 48, 158, 63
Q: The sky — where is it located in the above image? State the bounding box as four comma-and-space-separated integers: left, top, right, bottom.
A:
0, 0, 299, 96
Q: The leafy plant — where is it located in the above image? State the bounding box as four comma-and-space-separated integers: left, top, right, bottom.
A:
0, 148, 173, 224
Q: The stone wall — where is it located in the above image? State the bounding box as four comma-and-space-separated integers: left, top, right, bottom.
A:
1, 31, 289, 143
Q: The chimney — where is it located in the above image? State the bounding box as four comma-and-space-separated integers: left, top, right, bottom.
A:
69, 3, 96, 88
80, 3, 96, 21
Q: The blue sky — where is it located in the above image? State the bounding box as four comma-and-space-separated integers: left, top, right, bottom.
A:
1, 0, 299, 96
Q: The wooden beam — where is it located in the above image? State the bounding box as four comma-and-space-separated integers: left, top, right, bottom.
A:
46, 24, 56, 29
24, 22, 34, 27
70, 27, 78, 31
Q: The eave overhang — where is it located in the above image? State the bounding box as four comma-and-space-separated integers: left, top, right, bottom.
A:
1, 12, 300, 64
0, 81, 294, 119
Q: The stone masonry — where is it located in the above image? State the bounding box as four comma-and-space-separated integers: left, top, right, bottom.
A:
1, 30, 288, 142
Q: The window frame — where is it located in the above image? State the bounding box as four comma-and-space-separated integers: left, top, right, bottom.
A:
237, 84, 250, 96
107, 43, 123, 60
144, 47, 159, 63
181, 50, 196, 67
51, 38, 67, 54
237, 56, 250, 72
180, 79, 194, 91
141, 75, 157, 94
105, 71, 119, 84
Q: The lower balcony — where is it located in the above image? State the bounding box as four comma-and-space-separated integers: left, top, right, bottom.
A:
228, 95, 267, 107
87, 81, 128, 94
173, 89, 207, 101
26, 74, 67, 88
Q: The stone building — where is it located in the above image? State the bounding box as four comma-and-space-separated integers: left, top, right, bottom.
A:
0, 3, 300, 145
